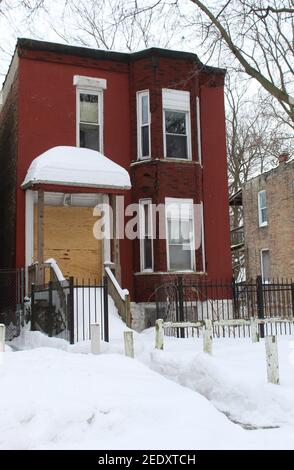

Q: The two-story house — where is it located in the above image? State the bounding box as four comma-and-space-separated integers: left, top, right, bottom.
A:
0, 38, 232, 329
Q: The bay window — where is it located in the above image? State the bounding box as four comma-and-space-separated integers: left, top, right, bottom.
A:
165, 198, 195, 271
162, 89, 191, 160
139, 199, 154, 271
137, 90, 151, 159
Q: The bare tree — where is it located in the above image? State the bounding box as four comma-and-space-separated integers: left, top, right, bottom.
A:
188, 0, 294, 127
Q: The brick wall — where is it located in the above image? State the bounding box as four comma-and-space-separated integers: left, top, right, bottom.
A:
0, 73, 18, 268
243, 161, 294, 280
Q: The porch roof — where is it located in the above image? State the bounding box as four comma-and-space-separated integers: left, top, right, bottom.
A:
21, 146, 131, 191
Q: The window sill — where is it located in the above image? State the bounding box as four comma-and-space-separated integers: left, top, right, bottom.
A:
259, 222, 268, 228
134, 271, 206, 276
130, 158, 200, 167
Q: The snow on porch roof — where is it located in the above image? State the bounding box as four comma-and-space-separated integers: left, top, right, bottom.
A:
21, 146, 131, 191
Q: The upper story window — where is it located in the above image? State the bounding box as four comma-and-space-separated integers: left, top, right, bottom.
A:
162, 89, 191, 160
78, 91, 101, 151
137, 90, 151, 159
258, 190, 268, 227
165, 198, 195, 271
74, 75, 106, 153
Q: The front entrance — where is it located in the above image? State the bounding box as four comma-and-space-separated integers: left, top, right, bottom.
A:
33, 193, 103, 283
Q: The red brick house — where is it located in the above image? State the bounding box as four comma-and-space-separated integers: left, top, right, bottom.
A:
0, 38, 231, 329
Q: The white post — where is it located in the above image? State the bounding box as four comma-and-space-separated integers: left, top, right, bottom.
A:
0, 324, 5, 353
250, 317, 259, 343
265, 335, 279, 385
124, 331, 134, 358
155, 319, 164, 350
91, 323, 101, 354
203, 319, 213, 355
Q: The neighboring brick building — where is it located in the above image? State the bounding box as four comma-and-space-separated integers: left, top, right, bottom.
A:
231, 153, 294, 281
0, 38, 231, 328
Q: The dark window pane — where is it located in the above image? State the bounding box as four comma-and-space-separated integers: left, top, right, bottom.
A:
166, 134, 187, 159
141, 125, 150, 157
80, 123, 100, 151
165, 111, 186, 134
169, 244, 192, 270
80, 93, 98, 123
144, 237, 152, 269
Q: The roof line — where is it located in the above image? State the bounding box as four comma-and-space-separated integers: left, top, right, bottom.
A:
16, 37, 226, 74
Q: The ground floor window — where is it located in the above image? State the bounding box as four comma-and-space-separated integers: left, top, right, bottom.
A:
165, 198, 195, 271
261, 249, 271, 282
139, 199, 154, 271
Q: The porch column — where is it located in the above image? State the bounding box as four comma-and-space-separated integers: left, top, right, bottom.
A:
25, 190, 34, 294
102, 194, 111, 265
111, 194, 122, 285
37, 189, 45, 285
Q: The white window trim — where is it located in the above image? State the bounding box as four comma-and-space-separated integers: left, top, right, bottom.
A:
136, 90, 151, 160
196, 96, 202, 165
200, 202, 206, 272
163, 108, 192, 161
258, 190, 268, 227
76, 87, 104, 153
165, 197, 196, 272
139, 198, 154, 272
260, 248, 270, 283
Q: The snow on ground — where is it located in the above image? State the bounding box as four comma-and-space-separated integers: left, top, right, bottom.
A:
2, 305, 294, 449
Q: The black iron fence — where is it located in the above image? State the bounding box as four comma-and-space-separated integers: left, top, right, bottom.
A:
155, 276, 294, 338
0, 268, 25, 340
31, 276, 109, 344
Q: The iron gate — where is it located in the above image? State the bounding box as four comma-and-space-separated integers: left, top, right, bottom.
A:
0, 268, 25, 340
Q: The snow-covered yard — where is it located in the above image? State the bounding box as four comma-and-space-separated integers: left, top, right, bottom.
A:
1, 306, 294, 450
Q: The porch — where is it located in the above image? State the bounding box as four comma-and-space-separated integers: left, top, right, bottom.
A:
20, 146, 132, 339
22, 146, 131, 288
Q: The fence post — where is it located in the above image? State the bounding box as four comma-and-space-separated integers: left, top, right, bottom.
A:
291, 283, 294, 317
203, 319, 213, 355
68, 277, 75, 345
250, 317, 259, 343
0, 324, 5, 353
91, 323, 101, 354
256, 275, 265, 339
155, 319, 164, 350
103, 275, 109, 343
232, 277, 239, 319
31, 283, 36, 331
48, 281, 53, 337
124, 331, 134, 358
177, 276, 185, 338
265, 335, 279, 385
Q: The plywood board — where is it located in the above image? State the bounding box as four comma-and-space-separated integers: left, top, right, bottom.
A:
34, 205, 102, 283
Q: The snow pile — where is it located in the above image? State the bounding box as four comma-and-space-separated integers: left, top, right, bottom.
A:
22, 146, 131, 190
5, 302, 294, 449
0, 348, 251, 450
149, 348, 294, 429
